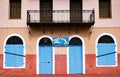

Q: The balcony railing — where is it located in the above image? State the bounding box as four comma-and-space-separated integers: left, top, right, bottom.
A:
27, 10, 95, 26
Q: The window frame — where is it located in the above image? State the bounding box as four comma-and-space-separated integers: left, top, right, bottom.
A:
3, 34, 25, 68
9, 0, 22, 19
99, 0, 112, 18
96, 33, 117, 67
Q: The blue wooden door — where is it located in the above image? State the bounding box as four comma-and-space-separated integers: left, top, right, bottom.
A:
39, 46, 53, 74
5, 44, 24, 67
69, 46, 83, 74
97, 43, 116, 65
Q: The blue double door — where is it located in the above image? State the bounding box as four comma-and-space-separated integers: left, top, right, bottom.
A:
39, 45, 83, 74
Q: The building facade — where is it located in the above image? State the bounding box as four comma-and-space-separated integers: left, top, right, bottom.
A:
0, 0, 120, 75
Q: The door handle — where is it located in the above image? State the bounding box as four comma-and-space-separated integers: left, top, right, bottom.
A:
48, 61, 50, 63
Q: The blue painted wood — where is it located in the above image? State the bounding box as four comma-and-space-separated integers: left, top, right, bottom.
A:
97, 43, 116, 65
5, 44, 24, 67
39, 46, 53, 74
69, 46, 83, 74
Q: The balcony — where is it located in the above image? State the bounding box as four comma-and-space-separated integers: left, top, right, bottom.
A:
27, 10, 95, 27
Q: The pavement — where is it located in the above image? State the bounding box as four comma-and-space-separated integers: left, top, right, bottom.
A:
0, 74, 120, 77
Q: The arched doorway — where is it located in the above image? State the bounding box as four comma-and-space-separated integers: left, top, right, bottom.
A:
4, 34, 25, 68
96, 34, 117, 66
69, 37, 83, 74
38, 37, 53, 74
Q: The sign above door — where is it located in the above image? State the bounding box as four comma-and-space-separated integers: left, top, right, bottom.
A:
53, 37, 69, 46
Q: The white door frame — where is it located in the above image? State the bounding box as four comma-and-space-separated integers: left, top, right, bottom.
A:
68, 35, 85, 74
36, 35, 55, 74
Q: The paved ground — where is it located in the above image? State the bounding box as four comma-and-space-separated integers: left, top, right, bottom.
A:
0, 74, 120, 77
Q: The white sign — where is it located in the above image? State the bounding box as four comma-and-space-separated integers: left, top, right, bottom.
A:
53, 37, 69, 46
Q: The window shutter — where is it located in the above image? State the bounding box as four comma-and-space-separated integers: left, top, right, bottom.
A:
5, 44, 24, 67
97, 43, 116, 65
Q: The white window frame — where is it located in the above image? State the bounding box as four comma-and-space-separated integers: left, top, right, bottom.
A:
3, 34, 26, 68
96, 33, 117, 67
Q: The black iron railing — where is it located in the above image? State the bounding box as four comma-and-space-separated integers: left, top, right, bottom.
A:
27, 10, 95, 25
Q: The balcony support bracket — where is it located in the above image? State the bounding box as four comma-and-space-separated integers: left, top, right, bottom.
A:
27, 25, 31, 35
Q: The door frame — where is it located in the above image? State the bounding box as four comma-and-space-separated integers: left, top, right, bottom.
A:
36, 35, 55, 74
36, 35, 85, 74
67, 35, 85, 74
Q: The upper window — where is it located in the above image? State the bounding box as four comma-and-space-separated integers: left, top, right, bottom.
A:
40, 0, 52, 22
10, 0, 21, 19
70, 0, 82, 22
99, 0, 111, 18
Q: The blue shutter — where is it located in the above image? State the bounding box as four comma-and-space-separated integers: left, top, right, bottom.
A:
69, 46, 83, 74
5, 44, 24, 67
5, 45, 15, 66
39, 46, 53, 74
97, 43, 116, 65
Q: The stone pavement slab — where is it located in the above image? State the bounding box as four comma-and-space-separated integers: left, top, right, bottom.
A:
0, 74, 120, 77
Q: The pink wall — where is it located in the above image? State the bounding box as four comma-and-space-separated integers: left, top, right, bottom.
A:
0, 0, 120, 27
86, 54, 120, 74
55, 55, 67, 74
0, 54, 120, 75
0, 55, 36, 75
